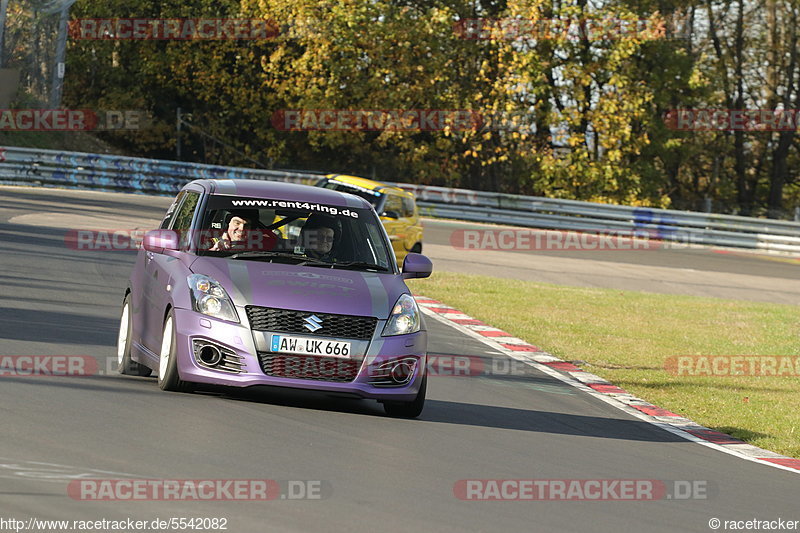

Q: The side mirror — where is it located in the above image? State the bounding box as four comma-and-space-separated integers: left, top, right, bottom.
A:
381, 210, 400, 219
142, 229, 180, 253
401, 253, 432, 279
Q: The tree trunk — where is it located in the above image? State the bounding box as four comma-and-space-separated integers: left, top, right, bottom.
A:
733, 0, 751, 215
767, 132, 792, 218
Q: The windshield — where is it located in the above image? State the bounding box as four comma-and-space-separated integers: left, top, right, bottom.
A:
194, 194, 394, 272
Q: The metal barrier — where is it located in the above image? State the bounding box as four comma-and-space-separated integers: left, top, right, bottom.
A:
0, 145, 315, 194
2, 145, 799, 253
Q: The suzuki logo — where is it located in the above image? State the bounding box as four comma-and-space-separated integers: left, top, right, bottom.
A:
304, 315, 323, 332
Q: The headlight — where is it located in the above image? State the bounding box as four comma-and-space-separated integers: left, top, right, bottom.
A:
382, 294, 420, 336
187, 274, 239, 323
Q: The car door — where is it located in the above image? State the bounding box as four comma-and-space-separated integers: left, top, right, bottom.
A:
142, 189, 201, 353
130, 191, 182, 351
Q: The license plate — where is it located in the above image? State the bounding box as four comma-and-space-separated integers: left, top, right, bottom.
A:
270, 335, 351, 358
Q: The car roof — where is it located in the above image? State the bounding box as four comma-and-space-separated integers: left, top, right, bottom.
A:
325, 174, 413, 198
186, 179, 374, 210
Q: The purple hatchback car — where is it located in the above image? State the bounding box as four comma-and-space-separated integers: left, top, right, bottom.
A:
117, 179, 433, 417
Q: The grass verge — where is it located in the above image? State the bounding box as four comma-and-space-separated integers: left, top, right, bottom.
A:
407, 271, 800, 458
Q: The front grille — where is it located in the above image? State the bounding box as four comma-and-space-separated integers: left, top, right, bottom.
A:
246, 306, 377, 340
257, 352, 360, 382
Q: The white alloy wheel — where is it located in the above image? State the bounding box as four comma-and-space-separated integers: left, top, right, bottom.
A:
159, 317, 173, 381
117, 303, 129, 366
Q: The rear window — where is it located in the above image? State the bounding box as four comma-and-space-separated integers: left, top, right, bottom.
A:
321, 180, 383, 208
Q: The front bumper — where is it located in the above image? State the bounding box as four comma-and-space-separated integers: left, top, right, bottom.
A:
172, 308, 427, 401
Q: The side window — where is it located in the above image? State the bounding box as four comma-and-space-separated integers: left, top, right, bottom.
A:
172, 191, 201, 248
382, 194, 403, 218
160, 191, 184, 229
401, 197, 416, 218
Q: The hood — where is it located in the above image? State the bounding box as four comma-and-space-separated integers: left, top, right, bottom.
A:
189, 256, 406, 319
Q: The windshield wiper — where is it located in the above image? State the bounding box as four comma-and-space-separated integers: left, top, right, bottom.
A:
228, 251, 330, 266
229, 251, 299, 260
228, 252, 388, 271
331, 261, 390, 272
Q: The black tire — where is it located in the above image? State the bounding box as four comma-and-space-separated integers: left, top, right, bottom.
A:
383, 373, 427, 418
117, 294, 152, 377
157, 310, 193, 392
410, 243, 422, 254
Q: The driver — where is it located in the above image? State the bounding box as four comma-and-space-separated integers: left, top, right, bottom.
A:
209, 210, 259, 251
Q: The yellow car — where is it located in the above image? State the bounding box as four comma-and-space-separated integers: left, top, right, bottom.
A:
316, 174, 424, 264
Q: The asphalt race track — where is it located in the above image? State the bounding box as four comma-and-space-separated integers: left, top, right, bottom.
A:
0, 186, 798, 532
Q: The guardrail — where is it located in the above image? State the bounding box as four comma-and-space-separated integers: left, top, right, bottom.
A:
2, 145, 800, 253
0, 145, 316, 193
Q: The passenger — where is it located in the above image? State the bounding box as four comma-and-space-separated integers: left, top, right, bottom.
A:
299, 214, 340, 262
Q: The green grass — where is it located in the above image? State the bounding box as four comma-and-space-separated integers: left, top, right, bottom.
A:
407, 271, 800, 458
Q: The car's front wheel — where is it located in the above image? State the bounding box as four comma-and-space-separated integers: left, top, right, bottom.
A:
157, 310, 193, 392
382, 373, 426, 418
117, 294, 152, 377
